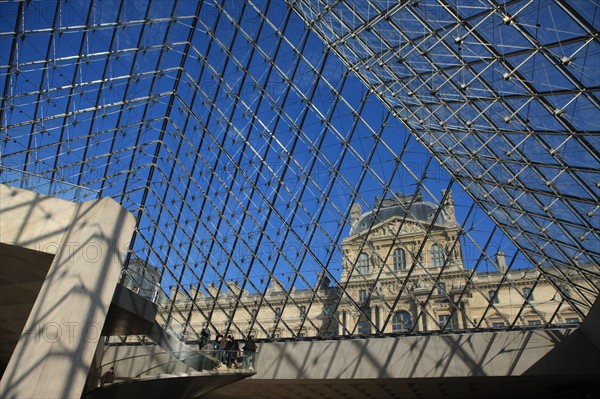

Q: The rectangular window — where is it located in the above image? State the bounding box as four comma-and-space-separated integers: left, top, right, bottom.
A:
359, 289, 368, 304
437, 282, 446, 295
393, 248, 406, 271
492, 322, 505, 328
357, 320, 370, 335
528, 320, 541, 326
438, 314, 452, 330
431, 244, 445, 268
274, 307, 281, 322
488, 290, 499, 304
565, 318, 579, 324
357, 253, 369, 274
299, 305, 307, 319
523, 287, 534, 301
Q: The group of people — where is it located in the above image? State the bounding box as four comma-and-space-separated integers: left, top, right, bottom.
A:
97, 328, 257, 388
200, 327, 257, 370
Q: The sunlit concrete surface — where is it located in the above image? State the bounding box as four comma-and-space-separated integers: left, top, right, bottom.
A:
251, 330, 599, 380
0, 184, 136, 399
205, 311, 600, 398
0, 184, 77, 252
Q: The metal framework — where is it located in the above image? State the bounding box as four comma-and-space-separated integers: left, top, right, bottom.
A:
1, 0, 598, 341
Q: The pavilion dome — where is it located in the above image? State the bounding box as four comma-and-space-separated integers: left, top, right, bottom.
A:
350, 190, 449, 236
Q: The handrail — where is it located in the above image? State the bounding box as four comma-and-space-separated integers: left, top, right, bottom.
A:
96, 347, 257, 388
120, 268, 162, 303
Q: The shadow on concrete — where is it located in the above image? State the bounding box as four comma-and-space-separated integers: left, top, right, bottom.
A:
203, 321, 600, 399
0, 184, 135, 398
83, 372, 252, 399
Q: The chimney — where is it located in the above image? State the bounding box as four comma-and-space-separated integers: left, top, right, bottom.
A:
228, 280, 242, 296
315, 272, 331, 290
208, 282, 219, 297
350, 203, 362, 225
414, 187, 424, 202
441, 189, 456, 224
496, 250, 507, 273
189, 284, 197, 298
269, 277, 285, 293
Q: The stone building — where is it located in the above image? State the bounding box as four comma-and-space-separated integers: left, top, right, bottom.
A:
337, 189, 465, 335
163, 191, 592, 341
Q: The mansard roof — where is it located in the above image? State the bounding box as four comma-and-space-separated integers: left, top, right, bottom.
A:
350, 191, 450, 236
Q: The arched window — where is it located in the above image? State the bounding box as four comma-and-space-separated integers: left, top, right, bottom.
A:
392, 311, 413, 332
393, 248, 406, 271
431, 244, 445, 268
357, 252, 369, 274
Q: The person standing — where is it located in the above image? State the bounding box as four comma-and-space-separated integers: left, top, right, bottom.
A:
219, 334, 229, 365
231, 338, 240, 368
242, 336, 257, 370
214, 333, 223, 351
225, 335, 236, 367
199, 325, 210, 350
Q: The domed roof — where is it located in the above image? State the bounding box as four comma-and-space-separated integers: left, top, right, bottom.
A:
349, 191, 449, 236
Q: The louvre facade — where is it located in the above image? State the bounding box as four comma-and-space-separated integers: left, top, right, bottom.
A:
164, 190, 594, 341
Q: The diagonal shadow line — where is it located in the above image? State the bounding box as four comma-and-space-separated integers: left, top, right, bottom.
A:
1, 197, 133, 398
